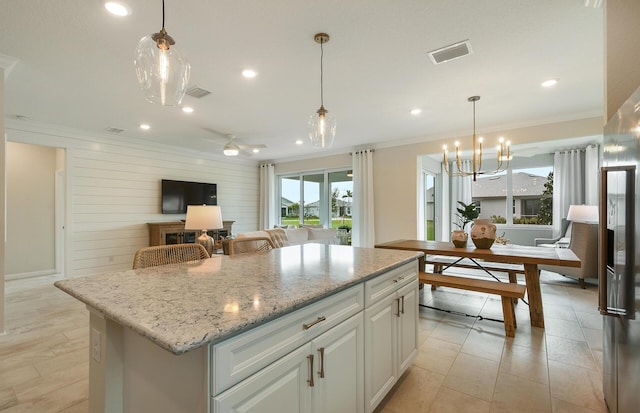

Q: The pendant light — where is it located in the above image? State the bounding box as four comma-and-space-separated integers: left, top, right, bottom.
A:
134, 0, 190, 106
308, 33, 336, 148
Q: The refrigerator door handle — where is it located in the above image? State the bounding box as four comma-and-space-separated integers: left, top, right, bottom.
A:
599, 166, 635, 318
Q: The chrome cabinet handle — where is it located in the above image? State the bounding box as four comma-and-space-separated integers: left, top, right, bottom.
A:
303, 316, 326, 330
396, 298, 401, 317
307, 354, 314, 387
393, 275, 407, 283
401, 295, 405, 314
318, 347, 325, 378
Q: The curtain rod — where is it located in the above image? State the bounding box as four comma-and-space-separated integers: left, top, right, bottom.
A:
350, 149, 375, 155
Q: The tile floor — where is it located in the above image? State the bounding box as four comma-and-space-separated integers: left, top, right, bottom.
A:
0, 271, 608, 413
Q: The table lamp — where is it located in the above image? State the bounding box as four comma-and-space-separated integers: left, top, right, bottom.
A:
567, 205, 599, 223
184, 205, 223, 256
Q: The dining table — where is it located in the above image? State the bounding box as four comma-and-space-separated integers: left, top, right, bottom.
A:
374, 240, 582, 328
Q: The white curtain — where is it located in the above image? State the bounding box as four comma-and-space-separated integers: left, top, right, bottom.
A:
352, 149, 375, 247
448, 160, 472, 238
584, 144, 600, 206
553, 150, 585, 233
259, 163, 276, 230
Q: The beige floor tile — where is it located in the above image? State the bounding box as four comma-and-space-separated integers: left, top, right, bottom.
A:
490, 372, 551, 413
460, 328, 505, 362
548, 360, 607, 412
582, 327, 603, 352
412, 337, 461, 375
545, 335, 597, 371
379, 366, 445, 412
505, 324, 546, 352
21, 378, 88, 412
544, 318, 585, 342
500, 342, 549, 384
428, 315, 473, 345
542, 303, 577, 322
551, 397, 609, 413
427, 387, 491, 413
0, 365, 41, 389
0, 387, 18, 411
443, 353, 500, 401
575, 311, 603, 331
13, 361, 88, 402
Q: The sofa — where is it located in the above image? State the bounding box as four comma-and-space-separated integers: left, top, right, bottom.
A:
236, 226, 339, 248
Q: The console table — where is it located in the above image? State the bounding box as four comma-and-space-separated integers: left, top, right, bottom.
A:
148, 221, 235, 246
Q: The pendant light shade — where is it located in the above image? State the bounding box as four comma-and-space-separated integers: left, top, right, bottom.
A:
309, 33, 336, 148
134, 1, 190, 106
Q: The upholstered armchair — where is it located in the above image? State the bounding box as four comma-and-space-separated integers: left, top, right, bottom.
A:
538, 222, 598, 288
534, 218, 571, 247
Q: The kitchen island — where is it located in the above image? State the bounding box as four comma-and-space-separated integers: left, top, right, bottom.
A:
55, 244, 423, 413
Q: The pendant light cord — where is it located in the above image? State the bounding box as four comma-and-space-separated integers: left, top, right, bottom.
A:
320, 41, 324, 107
161, 0, 166, 30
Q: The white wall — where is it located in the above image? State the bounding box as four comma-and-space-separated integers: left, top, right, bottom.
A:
1, 67, 5, 333
5, 142, 57, 277
6, 122, 260, 277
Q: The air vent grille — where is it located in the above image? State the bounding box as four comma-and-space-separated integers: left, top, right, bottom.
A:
186, 86, 212, 98
105, 127, 124, 134
427, 40, 472, 65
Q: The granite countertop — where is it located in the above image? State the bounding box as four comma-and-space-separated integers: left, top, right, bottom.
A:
55, 244, 423, 355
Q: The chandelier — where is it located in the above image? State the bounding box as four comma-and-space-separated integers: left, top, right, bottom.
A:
308, 33, 336, 148
443, 96, 511, 181
134, 0, 190, 106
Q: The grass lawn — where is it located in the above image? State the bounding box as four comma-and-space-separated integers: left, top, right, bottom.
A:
281, 217, 352, 229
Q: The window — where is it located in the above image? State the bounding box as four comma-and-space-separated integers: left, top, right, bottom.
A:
279, 169, 352, 228
471, 154, 553, 225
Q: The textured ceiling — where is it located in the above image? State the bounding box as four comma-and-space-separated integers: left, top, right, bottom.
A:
0, 0, 604, 161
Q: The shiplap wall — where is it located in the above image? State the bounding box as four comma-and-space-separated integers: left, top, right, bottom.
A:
6, 122, 259, 277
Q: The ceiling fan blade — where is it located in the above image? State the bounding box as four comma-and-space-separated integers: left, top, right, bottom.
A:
237, 143, 267, 150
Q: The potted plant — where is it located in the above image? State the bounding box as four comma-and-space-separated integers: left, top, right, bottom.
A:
451, 201, 479, 247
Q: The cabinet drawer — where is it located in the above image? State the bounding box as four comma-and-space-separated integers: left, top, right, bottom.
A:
364, 261, 417, 306
212, 284, 364, 395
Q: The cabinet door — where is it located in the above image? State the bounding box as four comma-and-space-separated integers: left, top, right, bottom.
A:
397, 281, 418, 375
213, 343, 312, 413
312, 313, 364, 413
364, 295, 398, 413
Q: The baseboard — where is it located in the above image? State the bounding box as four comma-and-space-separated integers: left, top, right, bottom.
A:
5, 269, 57, 281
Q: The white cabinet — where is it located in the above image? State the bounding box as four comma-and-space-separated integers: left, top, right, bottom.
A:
312, 313, 364, 413
213, 313, 364, 413
211, 260, 418, 413
364, 263, 419, 413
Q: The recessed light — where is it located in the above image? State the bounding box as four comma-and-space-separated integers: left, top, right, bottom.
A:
296, 140, 303, 145
140, 124, 150, 130
252, 148, 260, 153
541, 79, 558, 88
242, 69, 257, 78
410, 108, 422, 115
182, 106, 194, 113
104, 2, 130, 16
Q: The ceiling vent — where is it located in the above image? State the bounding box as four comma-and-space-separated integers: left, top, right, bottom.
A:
427, 40, 473, 65
104, 127, 124, 134
186, 86, 212, 99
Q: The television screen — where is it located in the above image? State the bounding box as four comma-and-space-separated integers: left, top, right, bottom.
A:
161, 179, 217, 214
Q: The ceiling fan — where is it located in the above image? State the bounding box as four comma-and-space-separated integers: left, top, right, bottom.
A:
202, 129, 266, 157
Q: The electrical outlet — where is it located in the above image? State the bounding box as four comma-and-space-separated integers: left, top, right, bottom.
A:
91, 327, 102, 362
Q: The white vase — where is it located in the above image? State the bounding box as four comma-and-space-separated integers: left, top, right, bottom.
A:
451, 230, 468, 248
470, 219, 496, 249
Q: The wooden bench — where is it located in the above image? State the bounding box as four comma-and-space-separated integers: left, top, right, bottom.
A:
426, 255, 525, 284
419, 272, 527, 337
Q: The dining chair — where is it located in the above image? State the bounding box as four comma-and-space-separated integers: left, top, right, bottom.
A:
132, 244, 210, 269
225, 237, 275, 255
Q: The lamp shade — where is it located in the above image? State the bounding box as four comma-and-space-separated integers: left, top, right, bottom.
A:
567, 205, 599, 223
184, 205, 223, 230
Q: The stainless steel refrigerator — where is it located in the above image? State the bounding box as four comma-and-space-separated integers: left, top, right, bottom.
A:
600, 86, 640, 413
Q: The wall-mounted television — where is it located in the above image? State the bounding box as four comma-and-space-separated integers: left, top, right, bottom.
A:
161, 179, 217, 214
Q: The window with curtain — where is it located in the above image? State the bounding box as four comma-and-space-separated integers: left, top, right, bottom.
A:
278, 169, 352, 228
